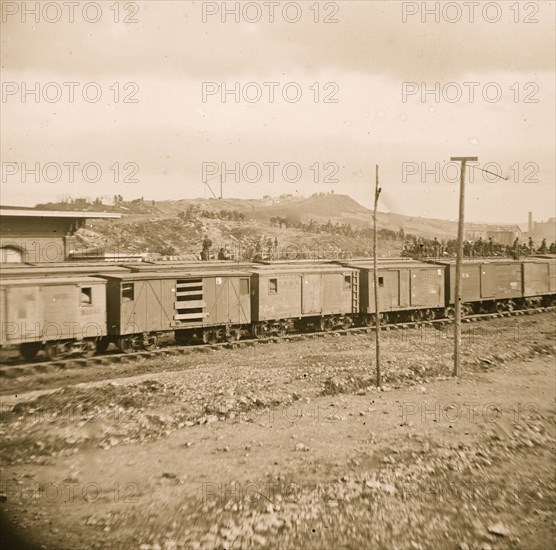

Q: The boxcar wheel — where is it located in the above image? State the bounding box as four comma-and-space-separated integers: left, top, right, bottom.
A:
363, 313, 383, 327
203, 329, 219, 345
340, 316, 353, 330
118, 336, 137, 354
19, 342, 41, 361
410, 310, 424, 323
81, 341, 96, 359
422, 309, 435, 321
252, 323, 268, 339
143, 334, 159, 351
45, 342, 65, 361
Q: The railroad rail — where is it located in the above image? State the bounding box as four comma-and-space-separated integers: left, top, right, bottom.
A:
1, 306, 554, 379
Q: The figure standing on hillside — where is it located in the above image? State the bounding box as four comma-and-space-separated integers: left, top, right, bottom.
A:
474, 237, 484, 257
512, 237, 520, 260
432, 237, 440, 258
463, 241, 471, 257
487, 237, 494, 256
201, 234, 212, 261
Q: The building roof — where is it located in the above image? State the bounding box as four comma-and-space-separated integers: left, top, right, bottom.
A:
0, 208, 120, 219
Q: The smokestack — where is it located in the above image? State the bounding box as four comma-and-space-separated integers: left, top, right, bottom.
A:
528, 212, 533, 233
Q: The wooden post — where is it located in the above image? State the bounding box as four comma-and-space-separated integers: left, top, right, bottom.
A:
450, 156, 478, 377
373, 165, 382, 387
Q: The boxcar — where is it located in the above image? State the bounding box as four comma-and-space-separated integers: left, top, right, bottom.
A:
339, 259, 445, 323
250, 263, 359, 335
433, 258, 522, 313
99, 269, 252, 351
0, 276, 107, 360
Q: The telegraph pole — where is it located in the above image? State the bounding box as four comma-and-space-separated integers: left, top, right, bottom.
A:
373, 164, 382, 387
450, 156, 478, 377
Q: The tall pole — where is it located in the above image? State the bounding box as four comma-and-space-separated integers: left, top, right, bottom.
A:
220, 173, 223, 199
373, 164, 382, 387
450, 156, 478, 377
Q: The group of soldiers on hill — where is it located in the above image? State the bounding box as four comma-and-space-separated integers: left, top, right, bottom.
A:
200, 232, 555, 262
403, 236, 555, 260
200, 235, 280, 261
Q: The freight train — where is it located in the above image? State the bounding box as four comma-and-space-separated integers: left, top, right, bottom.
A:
1, 257, 554, 361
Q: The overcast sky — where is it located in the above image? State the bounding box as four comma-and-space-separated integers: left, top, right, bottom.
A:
1, 0, 554, 223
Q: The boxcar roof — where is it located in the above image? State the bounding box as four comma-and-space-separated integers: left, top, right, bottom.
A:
125, 261, 255, 271
521, 257, 556, 263
431, 258, 520, 265
0, 265, 130, 277
251, 264, 356, 274
0, 276, 106, 286
340, 260, 442, 270
98, 270, 253, 281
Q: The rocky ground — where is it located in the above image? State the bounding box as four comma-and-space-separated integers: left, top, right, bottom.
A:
0, 313, 554, 549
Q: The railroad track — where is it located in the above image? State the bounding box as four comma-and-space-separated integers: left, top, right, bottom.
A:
1, 306, 554, 378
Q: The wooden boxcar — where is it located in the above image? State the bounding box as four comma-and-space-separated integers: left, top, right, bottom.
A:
339, 260, 445, 323
250, 263, 359, 335
0, 276, 107, 360
434, 259, 522, 313
99, 269, 252, 351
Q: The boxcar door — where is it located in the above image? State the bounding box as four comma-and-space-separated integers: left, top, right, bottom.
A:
302, 274, 322, 315
523, 262, 550, 296
481, 264, 521, 299
410, 269, 442, 307
120, 280, 142, 334
142, 279, 173, 331
40, 284, 76, 340
377, 270, 400, 311
6, 286, 40, 343
237, 277, 251, 324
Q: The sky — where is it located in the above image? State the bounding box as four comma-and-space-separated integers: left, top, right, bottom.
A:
1, 0, 555, 224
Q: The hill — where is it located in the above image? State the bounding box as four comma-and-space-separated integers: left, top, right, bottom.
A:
34, 194, 520, 260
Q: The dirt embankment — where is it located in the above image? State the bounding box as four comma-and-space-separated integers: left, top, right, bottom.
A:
0, 313, 554, 549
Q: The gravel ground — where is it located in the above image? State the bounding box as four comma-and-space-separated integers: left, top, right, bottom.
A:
0, 313, 554, 549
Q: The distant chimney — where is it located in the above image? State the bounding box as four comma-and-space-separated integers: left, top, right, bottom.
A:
528, 212, 533, 233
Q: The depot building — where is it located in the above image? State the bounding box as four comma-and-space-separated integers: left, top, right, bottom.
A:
0, 207, 120, 263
